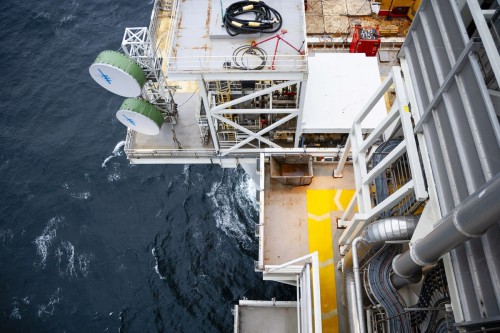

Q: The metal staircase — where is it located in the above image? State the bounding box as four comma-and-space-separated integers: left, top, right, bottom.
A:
334, 66, 428, 249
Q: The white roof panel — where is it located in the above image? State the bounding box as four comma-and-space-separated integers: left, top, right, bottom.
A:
302, 53, 387, 133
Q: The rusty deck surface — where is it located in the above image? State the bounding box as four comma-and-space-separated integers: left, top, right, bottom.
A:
305, 0, 411, 36
156, 0, 307, 75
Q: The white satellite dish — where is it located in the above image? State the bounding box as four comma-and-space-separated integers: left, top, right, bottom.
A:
116, 98, 164, 136
89, 51, 146, 97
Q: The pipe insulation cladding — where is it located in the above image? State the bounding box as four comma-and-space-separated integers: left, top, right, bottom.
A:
393, 172, 500, 279
362, 216, 418, 243
343, 216, 418, 333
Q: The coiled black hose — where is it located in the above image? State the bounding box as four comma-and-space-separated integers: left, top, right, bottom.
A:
231, 45, 267, 70
223, 1, 282, 36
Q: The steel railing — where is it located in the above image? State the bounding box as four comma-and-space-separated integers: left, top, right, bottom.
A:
335, 66, 428, 247
166, 54, 307, 74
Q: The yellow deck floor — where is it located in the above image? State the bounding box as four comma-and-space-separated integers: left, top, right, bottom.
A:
307, 189, 355, 333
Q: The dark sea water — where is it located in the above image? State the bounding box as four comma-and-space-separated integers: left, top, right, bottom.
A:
0, 1, 294, 331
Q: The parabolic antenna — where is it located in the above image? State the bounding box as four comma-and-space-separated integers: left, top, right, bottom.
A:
116, 98, 164, 136
89, 51, 146, 97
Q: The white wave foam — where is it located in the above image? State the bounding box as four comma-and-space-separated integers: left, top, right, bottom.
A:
235, 173, 258, 222
181, 165, 191, 187
0, 228, 14, 246
10, 306, 21, 320
78, 253, 94, 278
59, 14, 76, 25
102, 141, 125, 168
70, 192, 91, 200
152, 248, 166, 280
55, 241, 93, 278
10, 299, 21, 320
34, 217, 65, 268
240, 173, 257, 203
37, 288, 61, 318
206, 176, 254, 246
56, 241, 77, 277
107, 173, 121, 182
34, 12, 51, 20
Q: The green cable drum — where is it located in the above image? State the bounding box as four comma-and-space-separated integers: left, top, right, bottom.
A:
116, 98, 164, 135
89, 51, 146, 97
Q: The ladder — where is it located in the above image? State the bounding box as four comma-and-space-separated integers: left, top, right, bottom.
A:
215, 81, 235, 140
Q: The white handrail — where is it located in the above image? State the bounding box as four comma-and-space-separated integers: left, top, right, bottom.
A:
337, 67, 429, 246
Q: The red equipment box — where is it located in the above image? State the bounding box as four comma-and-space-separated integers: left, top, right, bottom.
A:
349, 26, 381, 57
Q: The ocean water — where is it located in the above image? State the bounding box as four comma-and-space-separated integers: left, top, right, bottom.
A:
0, 1, 294, 332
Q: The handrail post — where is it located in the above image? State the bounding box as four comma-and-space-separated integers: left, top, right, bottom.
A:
333, 132, 351, 178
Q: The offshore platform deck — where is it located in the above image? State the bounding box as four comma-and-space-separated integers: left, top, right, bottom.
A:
256, 159, 355, 333
89, 0, 500, 332
261, 162, 354, 266
162, 0, 307, 79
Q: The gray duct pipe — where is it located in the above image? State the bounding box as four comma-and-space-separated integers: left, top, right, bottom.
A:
343, 216, 419, 273
362, 216, 418, 242
393, 173, 500, 279
391, 270, 422, 289
343, 216, 418, 333
345, 275, 360, 333
352, 237, 367, 333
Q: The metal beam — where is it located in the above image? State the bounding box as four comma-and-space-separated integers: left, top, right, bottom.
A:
467, 0, 500, 84
339, 215, 368, 246
219, 113, 297, 156
358, 102, 400, 152
413, 39, 479, 133
363, 141, 406, 185
211, 80, 300, 112
393, 67, 428, 201
211, 114, 280, 150
368, 181, 415, 222
311, 253, 322, 333
333, 130, 352, 178
294, 80, 308, 147
354, 72, 394, 125
198, 78, 220, 152
212, 108, 299, 115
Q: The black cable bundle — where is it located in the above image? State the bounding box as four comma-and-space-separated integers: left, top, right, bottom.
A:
223, 1, 282, 36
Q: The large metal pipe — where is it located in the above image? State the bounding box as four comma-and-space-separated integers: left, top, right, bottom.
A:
393, 172, 500, 278
352, 237, 367, 333
363, 216, 418, 243
345, 275, 360, 333
344, 216, 418, 333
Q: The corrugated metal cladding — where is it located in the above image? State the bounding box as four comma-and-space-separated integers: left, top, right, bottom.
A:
400, 0, 500, 330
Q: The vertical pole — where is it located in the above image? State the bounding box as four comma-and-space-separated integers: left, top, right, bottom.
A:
311, 252, 323, 333
352, 237, 367, 333
272, 37, 280, 70
333, 133, 351, 177
294, 78, 308, 148
297, 275, 301, 333
198, 77, 220, 153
